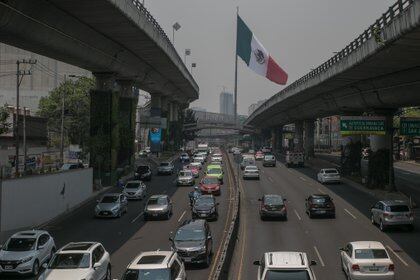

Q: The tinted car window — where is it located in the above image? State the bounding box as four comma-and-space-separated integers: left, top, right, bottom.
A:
387, 205, 410, 212
49, 253, 90, 269
264, 270, 310, 280
148, 197, 167, 205
207, 168, 221, 174
137, 166, 149, 172
160, 162, 169, 166
324, 169, 338, 174
175, 227, 205, 241
354, 249, 388, 259
195, 196, 215, 206
170, 261, 181, 280
202, 177, 219, 184
4, 238, 36, 251
311, 197, 330, 204
100, 196, 118, 203
125, 182, 140, 189
264, 196, 283, 205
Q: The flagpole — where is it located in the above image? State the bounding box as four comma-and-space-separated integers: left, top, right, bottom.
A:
234, 6, 239, 129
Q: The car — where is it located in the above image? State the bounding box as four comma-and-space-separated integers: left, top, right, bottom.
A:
189, 161, 202, 170
157, 162, 175, 175
60, 163, 84, 171
192, 195, 219, 221
285, 151, 304, 167
170, 219, 213, 266
41, 242, 111, 280
184, 165, 200, 178
177, 170, 195, 186
305, 194, 335, 218
240, 157, 256, 170
255, 151, 264, 160
123, 180, 146, 200
263, 154, 276, 167
211, 153, 223, 162
243, 165, 260, 180
259, 194, 287, 220
144, 195, 172, 220
138, 150, 148, 158
371, 200, 414, 231
261, 147, 271, 153
188, 186, 203, 206
206, 165, 224, 184
209, 161, 223, 167
199, 176, 221, 196
179, 153, 190, 163
340, 241, 394, 280
253, 251, 317, 280
317, 168, 340, 184
121, 251, 186, 280
0, 230, 56, 276
248, 149, 255, 154
145, 146, 151, 153
134, 165, 152, 181
95, 193, 128, 218
193, 154, 206, 164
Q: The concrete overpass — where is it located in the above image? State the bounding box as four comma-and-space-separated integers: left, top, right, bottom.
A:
183, 123, 255, 134
0, 0, 199, 184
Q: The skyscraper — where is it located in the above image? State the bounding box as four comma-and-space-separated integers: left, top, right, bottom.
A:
219, 91, 234, 115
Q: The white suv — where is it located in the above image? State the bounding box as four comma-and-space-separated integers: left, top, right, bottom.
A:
40, 242, 111, 280
122, 251, 186, 280
253, 251, 317, 280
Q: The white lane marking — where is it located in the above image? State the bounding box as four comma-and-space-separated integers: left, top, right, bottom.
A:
401, 171, 412, 175
314, 246, 325, 267
387, 245, 409, 267
317, 188, 326, 194
131, 211, 144, 223
294, 209, 302, 220
287, 169, 292, 173
344, 208, 357, 220
268, 176, 274, 183
178, 210, 186, 222
261, 170, 265, 173
299, 176, 307, 182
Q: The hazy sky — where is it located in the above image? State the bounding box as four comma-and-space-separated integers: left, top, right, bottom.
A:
145, 0, 395, 115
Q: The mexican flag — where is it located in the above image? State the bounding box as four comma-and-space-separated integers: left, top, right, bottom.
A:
236, 16, 288, 85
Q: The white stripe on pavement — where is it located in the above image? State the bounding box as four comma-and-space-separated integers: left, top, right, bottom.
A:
317, 188, 326, 194
131, 212, 144, 223
268, 176, 274, 183
294, 209, 302, 221
344, 208, 357, 220
299, 177, 307, 181
314, 246, 325, 267
178, 210, 186, 222
387, 245, 409, 267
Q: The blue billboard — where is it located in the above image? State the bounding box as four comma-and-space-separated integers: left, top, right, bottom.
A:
149, 128, 162, 153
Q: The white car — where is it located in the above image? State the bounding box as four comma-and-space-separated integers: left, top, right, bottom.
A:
0, 230, 56, 276
40, 242, 111, 280
340, 241, 394, 280
254, 251, 316, 280
317, 168, 341, 184
194, 155, 206, 164
243, 165, 260, 180
211, 153, 223, 162
123, 180, 147, 200
177, 170, 195, 186
190, 161, 202, 170
121, 250, 186, 280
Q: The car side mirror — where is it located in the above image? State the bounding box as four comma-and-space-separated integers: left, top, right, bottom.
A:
93, 262, 101, 270
310, 260, 317, 266
258, 198, 262, 201
339, 247, 345, 251
207, 235, 212, 240
253, 260, 260, 266
283, 198, 287, 202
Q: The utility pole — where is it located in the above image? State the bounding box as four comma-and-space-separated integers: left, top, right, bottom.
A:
60, 75, 66, 166
23, 107, 27, 172
15, 59, 37, 176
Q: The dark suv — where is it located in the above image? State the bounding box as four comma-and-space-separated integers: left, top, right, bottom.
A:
170, 219, 213, 267
305, 194, 335, 218
135, 165, 152, 181
191, 195, 219, 221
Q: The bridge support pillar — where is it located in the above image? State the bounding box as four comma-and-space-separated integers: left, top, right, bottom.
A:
304, 120, 315, 159
150, 93, 162, 117
294, 121, 304, 152
271, 126, 283, 155
168, 101, 181, 150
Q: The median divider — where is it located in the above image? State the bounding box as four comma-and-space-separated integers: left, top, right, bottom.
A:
210, 151, 240, 280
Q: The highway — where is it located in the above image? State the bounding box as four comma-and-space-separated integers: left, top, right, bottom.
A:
1, 154, 233, 280
229, 154, 420, 280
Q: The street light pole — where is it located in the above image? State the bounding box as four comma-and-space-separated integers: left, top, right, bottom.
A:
60, 75, 66, 165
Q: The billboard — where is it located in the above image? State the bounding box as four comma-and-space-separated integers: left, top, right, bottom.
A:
340, 116, 386, 136
400, 118, 420, 136
149, 128, 162, 153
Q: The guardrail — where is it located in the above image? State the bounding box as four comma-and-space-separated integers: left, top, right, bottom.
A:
249, 0, 415, 121
211, 151, 241, 279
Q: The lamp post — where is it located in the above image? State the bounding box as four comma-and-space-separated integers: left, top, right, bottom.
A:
191, 62, 196, 74
172, 22, 181, 45
184, 49, 191, 64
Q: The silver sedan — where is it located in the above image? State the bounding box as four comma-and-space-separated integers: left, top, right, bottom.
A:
95, 193, 128, 218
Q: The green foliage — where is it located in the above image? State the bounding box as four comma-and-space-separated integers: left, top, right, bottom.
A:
394, 107, 420, 128
0, 105, 10, 134
38, 77, 94, 148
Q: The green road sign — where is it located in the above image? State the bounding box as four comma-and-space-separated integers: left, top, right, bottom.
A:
340, 116, 386, 136
400, 118, 420, 136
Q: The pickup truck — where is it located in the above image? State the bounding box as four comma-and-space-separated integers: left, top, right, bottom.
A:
285, 152, 304, 168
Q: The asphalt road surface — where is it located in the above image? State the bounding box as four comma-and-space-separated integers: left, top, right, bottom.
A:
1, 154, 233, 280
229, 153, 420, 280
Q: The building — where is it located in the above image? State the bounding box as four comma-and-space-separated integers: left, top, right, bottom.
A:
219, 91, 234, 115
190, 106, 207, 112
315, 116, 342, 150
0, 43, 90, 113
248, 99, 266, 116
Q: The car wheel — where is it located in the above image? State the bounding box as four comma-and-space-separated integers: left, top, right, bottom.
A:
166, 211, 171, 220
32, 259, 39, 276
118, 210, 122, 218
105, 265, 111, 280
379, 220, 386, 232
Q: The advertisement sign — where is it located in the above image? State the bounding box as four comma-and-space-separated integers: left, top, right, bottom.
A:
340, 116, 386, 136
400, 118, 420, 136
150, 128, 162, 153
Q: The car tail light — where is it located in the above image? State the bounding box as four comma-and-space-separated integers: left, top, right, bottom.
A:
351, 264, 360, 271
388, 264, 395, 271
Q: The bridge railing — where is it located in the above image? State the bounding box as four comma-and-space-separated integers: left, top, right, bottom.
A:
251, 0, 414, 119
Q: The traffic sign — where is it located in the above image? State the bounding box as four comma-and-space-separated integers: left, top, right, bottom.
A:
340, 116, 386, 136
400, 117, 420, 136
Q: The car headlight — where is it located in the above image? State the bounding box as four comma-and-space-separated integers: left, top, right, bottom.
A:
95, 205, 100, 211
135, 173, 139, 176
18, 256, 33, 264
198, 247, 207, 254
111, 206, 120, 212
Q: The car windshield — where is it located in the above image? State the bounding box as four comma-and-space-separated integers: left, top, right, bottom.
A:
160, 162, 169, 166
101, 196, 118, 203
387, 205, 410, 212
264, 270, 310, 280
148, 197, 167, 205
4, 238, 36, 251
125, 182, 140, 189
207, 168, 221, 174
196, 196, 214, 206
122, 268, 170, 280
355, 249, 388, 259
202, 177, 219, 184
324, 169, 338, 174
175, 227, 205, 242
48, 253, 90, 269
137, 166, 149, 172
265, 196, 283, 205
179, 171, 192, 177
265, 156, 274, 160
312, 197, 329, 204
246, 167, 258, 171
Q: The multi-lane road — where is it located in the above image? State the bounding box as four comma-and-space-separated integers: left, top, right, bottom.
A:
229, 153, 420, 280
1, 154, 233, 280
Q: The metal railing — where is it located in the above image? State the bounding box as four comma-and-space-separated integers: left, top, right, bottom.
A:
250, 0, 415, 121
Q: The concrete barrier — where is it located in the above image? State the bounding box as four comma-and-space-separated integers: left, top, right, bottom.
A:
0, 168, 93, 240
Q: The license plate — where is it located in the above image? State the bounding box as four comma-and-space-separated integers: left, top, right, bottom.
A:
4, 265, 12, 270
200, 214, 206, 217
368, 266, 379, 271
184, 257, 192, 262
318, 210, 326, 214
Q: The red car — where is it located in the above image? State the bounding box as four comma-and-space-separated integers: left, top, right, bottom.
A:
255, 151, 264, 160
199, 176, 221, 196
185, 165, 199, 178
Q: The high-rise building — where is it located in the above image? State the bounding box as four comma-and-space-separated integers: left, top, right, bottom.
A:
219, 91, 234, 115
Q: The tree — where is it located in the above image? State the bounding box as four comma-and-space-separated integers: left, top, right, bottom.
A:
182, 109, 197, 141
38, 77, 95, 150
0, 105, 10, 135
